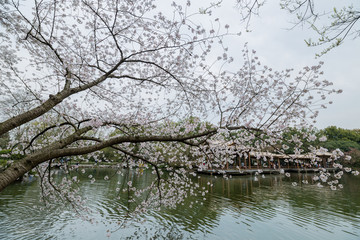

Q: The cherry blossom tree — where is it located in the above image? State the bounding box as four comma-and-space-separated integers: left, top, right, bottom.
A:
0, 0, 348, 215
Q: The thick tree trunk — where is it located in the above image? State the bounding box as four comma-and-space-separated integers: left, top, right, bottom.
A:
0, 127, 217, 191
0, 127, 92, 191
0, 156, 42, 191
0, 92, 70, 136
0, 62, 122, 136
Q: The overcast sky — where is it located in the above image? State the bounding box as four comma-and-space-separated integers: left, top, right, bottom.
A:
6, 1, 358, 130
212, 1, 360, 130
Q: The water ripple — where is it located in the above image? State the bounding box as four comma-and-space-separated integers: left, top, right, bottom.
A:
1, 170, 359, 240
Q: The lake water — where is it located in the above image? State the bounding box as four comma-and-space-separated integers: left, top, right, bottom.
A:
0, 168, 359, 240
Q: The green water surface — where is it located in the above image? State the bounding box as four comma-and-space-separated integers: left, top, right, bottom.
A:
0, 168, 359, 240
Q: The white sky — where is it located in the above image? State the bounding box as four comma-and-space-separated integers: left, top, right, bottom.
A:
4, 1, 358, 130
213, 1, 360, 130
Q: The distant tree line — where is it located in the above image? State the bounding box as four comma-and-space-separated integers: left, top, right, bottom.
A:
282, 126, 360, 167
2, 124, 359, 169
320, 126, 360, 167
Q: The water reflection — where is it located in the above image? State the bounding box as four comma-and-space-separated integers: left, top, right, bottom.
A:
0, 169, 359, 240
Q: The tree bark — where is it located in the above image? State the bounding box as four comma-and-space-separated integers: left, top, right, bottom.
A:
0, 127, 217, 191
